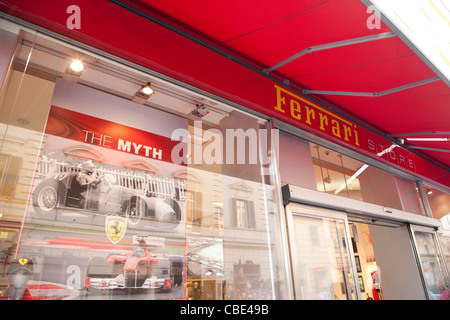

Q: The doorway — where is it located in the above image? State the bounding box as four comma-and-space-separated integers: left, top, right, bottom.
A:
348, 219, 427, 300
348, 222, 383, 300
285, 204, 359, 300
285, 203, 428, 300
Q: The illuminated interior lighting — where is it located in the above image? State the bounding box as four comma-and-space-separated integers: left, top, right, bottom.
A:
141, 82, 154, 96
371, 0, 450, 82
405, 138, 449, 142
335, 145, 398, 195
70, 59, 84, 72
335, 164, 369, 195
133, 82, 154, 103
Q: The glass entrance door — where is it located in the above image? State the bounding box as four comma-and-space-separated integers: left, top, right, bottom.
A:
410, 225, 450, 300
285, 204, 359, 300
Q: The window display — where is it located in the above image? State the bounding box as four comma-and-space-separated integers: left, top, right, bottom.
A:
0, 26, 288, 300
13, 80, 187, 299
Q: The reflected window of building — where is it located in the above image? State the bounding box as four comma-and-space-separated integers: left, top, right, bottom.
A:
232, 199, 255, 229
186, 190, 203, 226
213, 203, 224, 229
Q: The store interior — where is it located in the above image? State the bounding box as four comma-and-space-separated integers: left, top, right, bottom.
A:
349, 222, 383, 300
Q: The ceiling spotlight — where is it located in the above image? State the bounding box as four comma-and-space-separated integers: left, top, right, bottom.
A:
191, 104, 209, 118
141, 82, 154, 96
70, 59, 84, 72
427, 189, 433, 195
132, 82, 154, 104
64, 58, 84, 82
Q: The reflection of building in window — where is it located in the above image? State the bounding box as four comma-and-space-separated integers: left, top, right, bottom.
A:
234, 260, 260, 282
236, 199, 246, 227
213, 204, 224, 229
232, 198, 255, 228
186, 190, 203, 225
310, 225, 320, 247
0, 154, 22, 198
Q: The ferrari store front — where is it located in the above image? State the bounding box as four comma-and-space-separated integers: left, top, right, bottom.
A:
0, 12, 449, 300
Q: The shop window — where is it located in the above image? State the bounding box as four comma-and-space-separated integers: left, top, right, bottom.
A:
309, 143, 426, 215
279, 132, 427, 216
425, 184, 450, 220
0, 26, 287, 301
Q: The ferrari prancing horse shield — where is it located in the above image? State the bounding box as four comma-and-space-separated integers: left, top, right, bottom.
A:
106, 216, 127, 244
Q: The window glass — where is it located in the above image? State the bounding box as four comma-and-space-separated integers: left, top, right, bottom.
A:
425, 185, 450, 220
289, 212, 357, 300
303, 141, 426, 214
412, 228, 450, 300
279, 133, 426, 215
438, 214, 450, 281
0, 27, 287, 300
428, 185, 450, 286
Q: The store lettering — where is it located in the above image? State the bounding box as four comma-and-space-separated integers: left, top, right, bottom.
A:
368, 139, 414, 169
117, 139, 163, 160
83, 130, 112, 148
274, 85, 417, 171
82, 129, 163, 160
274, 85, 360, 147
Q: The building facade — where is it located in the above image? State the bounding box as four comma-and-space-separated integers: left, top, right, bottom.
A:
0, 1, 449, 300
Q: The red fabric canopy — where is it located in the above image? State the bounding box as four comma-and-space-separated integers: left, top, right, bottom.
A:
137, 0, 450, 170
0, 0, 448, 187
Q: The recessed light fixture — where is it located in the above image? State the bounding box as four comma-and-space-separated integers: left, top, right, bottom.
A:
17, 118, 29, 125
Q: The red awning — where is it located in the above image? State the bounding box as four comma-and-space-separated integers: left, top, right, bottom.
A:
0, 0, 448, 187
133, 0, 450, 170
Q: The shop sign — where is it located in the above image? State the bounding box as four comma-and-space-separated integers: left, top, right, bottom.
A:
273, 85, 417, 172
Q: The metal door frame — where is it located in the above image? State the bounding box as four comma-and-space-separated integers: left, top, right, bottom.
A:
409, 224, 450, 300
285, 202, 362, 300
